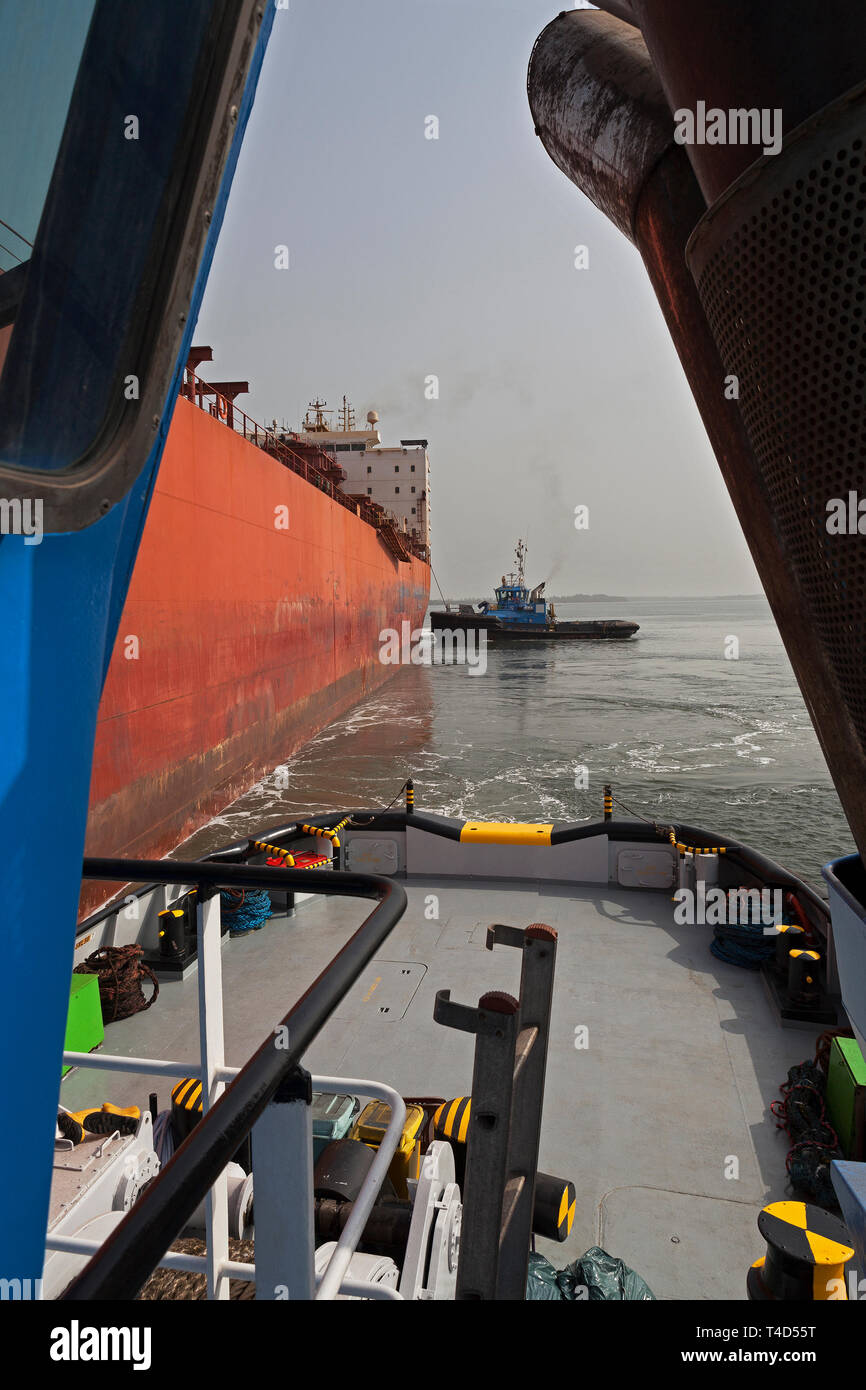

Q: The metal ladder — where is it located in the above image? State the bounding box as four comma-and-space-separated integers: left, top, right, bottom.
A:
434, 921, 558, 1299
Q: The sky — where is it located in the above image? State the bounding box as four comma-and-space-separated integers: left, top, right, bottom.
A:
195, 0, 763, 598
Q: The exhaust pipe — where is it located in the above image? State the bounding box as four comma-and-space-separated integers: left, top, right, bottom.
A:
528, 9, 866, 863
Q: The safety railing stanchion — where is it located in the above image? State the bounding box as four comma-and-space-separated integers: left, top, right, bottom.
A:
197, 887, 230, 1300
252, 1066, 316, 1300
63, 856, 406, 1301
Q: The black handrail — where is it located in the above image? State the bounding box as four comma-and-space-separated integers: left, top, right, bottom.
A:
63, 857, 407, 1300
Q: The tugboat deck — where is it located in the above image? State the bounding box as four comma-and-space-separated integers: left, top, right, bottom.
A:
60, 876, 804, 1299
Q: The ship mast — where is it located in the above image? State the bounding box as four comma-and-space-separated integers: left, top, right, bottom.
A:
514, 538, 526, 587
303, 397, 334, 432
338, 395, 356, 432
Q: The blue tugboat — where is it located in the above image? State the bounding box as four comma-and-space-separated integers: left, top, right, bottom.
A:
430, 540, 639, 640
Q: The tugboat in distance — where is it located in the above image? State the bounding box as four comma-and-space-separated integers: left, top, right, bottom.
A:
430, 540, 639, 641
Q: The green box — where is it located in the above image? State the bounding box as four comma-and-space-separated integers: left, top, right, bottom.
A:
312, 1091, 359, 1161
826, 1036, 866, 1159
62, 974, 104, 1077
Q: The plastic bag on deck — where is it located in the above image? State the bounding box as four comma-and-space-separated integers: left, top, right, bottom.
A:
559, 1246, 656, 1301
525, 1252, 565, 1300
525, 1246, 655, 1301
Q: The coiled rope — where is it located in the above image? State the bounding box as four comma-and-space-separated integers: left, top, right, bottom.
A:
73, 944, 159, 1023
771, 1058, 841, 1210
710, 920, 776, 969
220, 887, 272, 935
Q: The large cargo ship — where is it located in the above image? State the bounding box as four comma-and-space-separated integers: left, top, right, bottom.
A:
82, 353, 431, 911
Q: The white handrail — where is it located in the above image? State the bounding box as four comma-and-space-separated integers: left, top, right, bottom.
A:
62, 1051, 239, 1083
56, 909, 410, 1299
310, 1077, 407, 1301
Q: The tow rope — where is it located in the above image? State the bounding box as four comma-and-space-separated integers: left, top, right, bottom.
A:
74, 944, 159, 1023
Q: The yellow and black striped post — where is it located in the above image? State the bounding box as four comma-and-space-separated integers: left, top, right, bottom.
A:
603, 784, 613, 821
533, 1172, 577, 1243
774, 922, 804, 969
406, 778, 415, 814
171, 1076, 204, 1144
748, 1200, 854, 1300
432, 1095, 576, 1243
787, 948, 821, 1003
433, 1096, 472, 1156
157, 907, 186, 958
172, 1076, 252, 1170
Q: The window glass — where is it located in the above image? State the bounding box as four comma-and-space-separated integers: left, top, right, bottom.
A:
0, 1, 95, 385
0, 0, 95, 272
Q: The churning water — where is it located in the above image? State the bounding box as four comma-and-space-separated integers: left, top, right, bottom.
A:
180, 596, 853, 892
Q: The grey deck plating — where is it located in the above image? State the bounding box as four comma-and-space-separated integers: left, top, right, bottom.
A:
60, 877, 803, 1299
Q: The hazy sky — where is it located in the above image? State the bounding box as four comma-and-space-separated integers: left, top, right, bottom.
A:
196, 0, 763, 598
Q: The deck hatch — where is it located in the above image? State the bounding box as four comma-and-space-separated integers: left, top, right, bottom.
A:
332, 960, 427, 1022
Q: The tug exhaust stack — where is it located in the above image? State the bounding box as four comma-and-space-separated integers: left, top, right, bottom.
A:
528, 3, 866, 862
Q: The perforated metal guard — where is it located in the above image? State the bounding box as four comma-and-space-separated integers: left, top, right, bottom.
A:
688, 84, 866, 763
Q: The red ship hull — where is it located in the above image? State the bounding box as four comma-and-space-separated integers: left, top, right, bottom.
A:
83, 398, 430, 912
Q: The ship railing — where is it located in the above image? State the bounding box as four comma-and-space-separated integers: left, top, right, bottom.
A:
180, 369, 428, 563
56, 857, 408, 1301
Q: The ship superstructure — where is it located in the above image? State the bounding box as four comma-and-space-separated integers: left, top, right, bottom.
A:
291, 397, 430, 561
487, 538, 552, 626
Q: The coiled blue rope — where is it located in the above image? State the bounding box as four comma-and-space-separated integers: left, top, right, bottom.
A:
710, 920, 776, 969
220, 887, 272, 935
